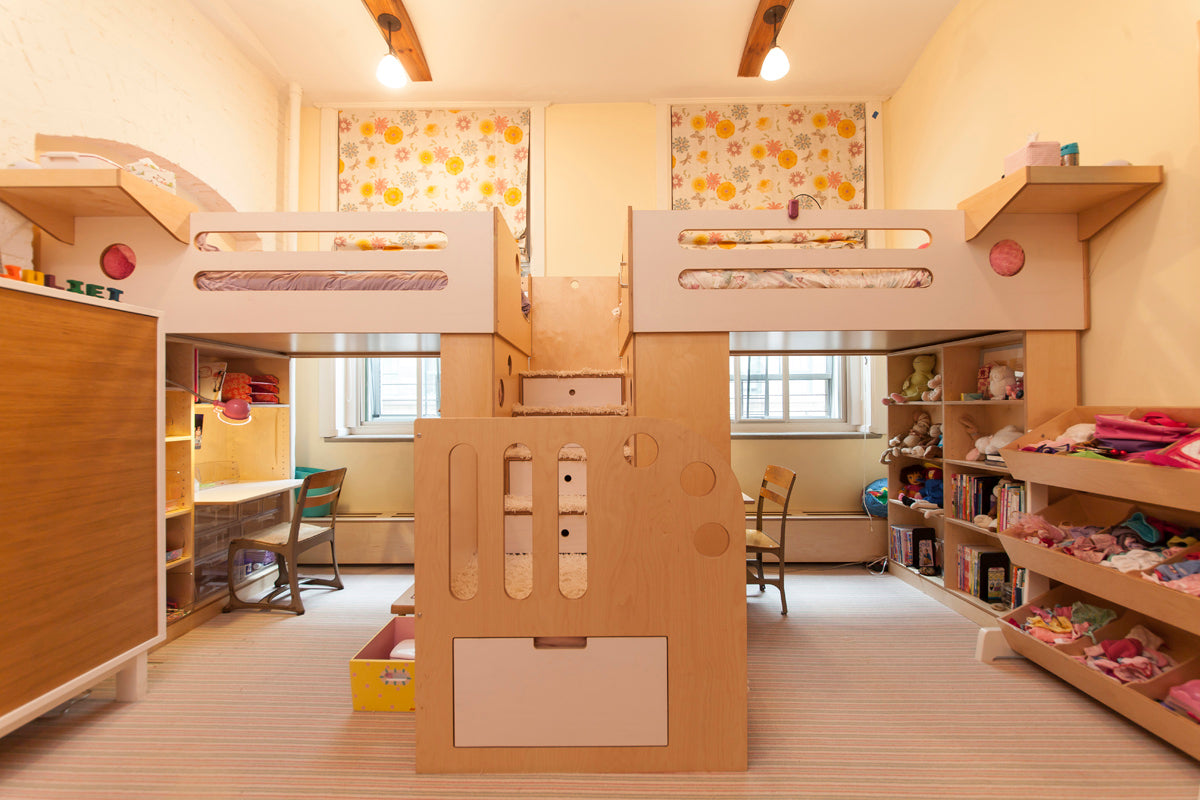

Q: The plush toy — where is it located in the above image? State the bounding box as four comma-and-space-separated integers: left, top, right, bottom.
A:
898, 465, 926, 500
907, 421, 942, 458
881, 411, 934, 463
960, 415, 1023, 461
883, 354, 937, 405
921, 467, 944, 507
978, 362, 1017, 401
921, 373, 943, 402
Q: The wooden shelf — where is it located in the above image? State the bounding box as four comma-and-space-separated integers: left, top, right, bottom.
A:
165, 435, 193, 443
0, 168, 197, 244
165, 506, 192, 519
957, 165, 1163, 241
944, 516, 999, 537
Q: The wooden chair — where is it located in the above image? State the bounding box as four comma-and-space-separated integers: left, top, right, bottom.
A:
223, 467, 347, 615
746, 464, 797, 615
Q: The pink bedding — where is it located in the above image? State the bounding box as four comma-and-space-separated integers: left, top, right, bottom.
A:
194, 270, 447, 291
678, 268, 932, 290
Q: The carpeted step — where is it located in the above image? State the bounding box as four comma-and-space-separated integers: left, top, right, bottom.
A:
511, 403, 628, 417
504, 494, 588, 515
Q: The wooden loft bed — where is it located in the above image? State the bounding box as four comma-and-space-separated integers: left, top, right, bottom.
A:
618, 165, 1162, 355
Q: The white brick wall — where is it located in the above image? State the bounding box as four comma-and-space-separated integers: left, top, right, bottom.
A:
0, 0, 282, 268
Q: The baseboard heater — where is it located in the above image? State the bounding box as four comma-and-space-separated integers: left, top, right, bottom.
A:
749, 513, 887, 564
298, 513, 415, 565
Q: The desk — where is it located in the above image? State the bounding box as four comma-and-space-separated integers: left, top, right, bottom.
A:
193, 479, 302, 602
195, 478, 302, 505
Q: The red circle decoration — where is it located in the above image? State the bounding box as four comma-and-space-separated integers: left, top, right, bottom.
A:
989, 239, 1025, 277
100, 243, 136, 280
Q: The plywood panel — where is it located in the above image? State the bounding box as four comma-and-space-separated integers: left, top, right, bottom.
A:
529, 276, 622, 371
415, 416, 746, 772
631, 332, 730, 462
0, 288, 159, 717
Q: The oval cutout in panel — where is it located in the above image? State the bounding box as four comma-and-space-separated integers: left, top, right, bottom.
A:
193, 270, 448, 291
505, 441, 533, 600
677, 268, 932, 290
449, 443, 479, 600
559, 443, 587, 599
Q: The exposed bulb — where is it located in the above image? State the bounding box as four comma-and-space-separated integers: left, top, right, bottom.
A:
376, 53, 409, 88
760, 46, 790, 81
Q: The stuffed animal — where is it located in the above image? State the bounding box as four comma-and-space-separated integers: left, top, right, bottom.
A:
978, 362, 1017, 401
921, 373, 943, 402
881, 411, 933, 463
959, 416, 1023, 461
883, 354, 937, 405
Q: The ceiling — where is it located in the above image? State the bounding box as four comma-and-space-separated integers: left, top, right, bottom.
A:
193, 0, 959, 106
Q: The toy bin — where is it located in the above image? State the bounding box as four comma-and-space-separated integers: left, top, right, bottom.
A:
349, 616, 416, 712
294, 466, 334, 517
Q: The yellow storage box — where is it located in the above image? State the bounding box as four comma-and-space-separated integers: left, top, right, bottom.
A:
350, 616, 415, 712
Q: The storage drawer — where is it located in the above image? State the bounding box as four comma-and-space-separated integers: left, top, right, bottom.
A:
503, 515, 588, 554
453, 636, 667, 747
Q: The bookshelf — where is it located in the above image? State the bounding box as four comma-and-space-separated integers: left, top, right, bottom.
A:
885, 330, 1079, 625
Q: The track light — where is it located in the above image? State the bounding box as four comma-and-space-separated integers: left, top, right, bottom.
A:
760, 5, 790, 81
375, 13, 409, 89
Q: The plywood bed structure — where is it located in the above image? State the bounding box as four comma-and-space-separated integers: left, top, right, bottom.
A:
1, 164, 1160, 773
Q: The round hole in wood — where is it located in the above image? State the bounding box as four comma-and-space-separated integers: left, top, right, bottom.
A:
989, 239, 1025, 276
99, 243, 136, 280
680, 462, 716, 497
561, 529, 570, 537
694, 523, 730, 557
623, 433, 659, 467
563, 473, 572, 482
568, 388, 576, 396
570, 279, 580, 289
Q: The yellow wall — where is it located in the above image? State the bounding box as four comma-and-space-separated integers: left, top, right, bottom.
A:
885, 0, 1200, 403
544, 103, 659, 276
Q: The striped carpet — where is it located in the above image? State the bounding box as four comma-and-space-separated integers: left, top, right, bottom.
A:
1, 566, 1198, 799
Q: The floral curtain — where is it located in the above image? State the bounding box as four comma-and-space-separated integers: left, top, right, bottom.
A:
670, 103, 865, 246
337, 108, 530, 258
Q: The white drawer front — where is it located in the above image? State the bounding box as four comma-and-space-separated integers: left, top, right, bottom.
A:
453, 636, 667, 747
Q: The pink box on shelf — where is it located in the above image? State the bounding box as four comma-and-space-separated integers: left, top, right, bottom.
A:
1004, 141, 1061, 174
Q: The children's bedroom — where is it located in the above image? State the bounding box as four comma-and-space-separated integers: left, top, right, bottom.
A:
3, 0, 1200, 796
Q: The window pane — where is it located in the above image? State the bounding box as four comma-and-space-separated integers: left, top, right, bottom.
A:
788, 378, 830, 417
421, 358, 441, 418
739, 355, 784, 420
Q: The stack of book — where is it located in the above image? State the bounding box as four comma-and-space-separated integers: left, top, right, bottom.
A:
949, 473, 1001, 522
889, 525, 937, 570
995, 479, 1026, 532
957, 544, 1009, 603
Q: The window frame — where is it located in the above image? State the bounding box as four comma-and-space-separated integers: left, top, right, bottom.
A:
319, 356, 441, 439
729, 353, 868, 434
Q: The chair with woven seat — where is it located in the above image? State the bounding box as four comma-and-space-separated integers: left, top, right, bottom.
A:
746, 464, 797, 615
224, 467, 347, 615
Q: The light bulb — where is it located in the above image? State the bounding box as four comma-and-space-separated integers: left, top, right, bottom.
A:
376, 53, 409, 88
761, 46, 790, 81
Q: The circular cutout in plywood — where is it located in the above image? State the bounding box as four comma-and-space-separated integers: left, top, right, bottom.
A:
989, 239, 1025, 277
100, 243, 136, 279
694, 522, 730, 557
623, 432, 659, 467
680, 462, 716, 497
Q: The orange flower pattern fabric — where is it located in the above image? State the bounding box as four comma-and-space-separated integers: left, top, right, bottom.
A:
670, 103, 865, 212
337, 108, 530, 252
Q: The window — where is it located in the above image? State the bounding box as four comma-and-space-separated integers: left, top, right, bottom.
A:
321, 357, 440, 438
730, 354, 868, 434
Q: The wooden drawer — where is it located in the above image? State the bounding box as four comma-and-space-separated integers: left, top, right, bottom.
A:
453, 636, 667, 747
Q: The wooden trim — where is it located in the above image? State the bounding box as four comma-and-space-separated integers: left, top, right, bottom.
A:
737, 0, 793, 78
361, 0, 432, 81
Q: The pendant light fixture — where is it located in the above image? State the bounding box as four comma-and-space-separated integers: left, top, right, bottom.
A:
375, 12, 409, 89
760, 5, 790, 81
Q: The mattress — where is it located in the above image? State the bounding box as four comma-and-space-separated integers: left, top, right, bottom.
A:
678, 267, 932, 290
194, 270, 448, 291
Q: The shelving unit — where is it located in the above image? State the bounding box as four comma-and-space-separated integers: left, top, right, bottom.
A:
163, 337, 293, 641
0, 167, 197, 244
885, 330, 1080, 626
957, 164, 1162, 241
992, 440, 1200, 758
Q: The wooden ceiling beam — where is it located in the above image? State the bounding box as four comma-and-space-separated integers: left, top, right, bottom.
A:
737, 0, 793, 78
361, 0, 432, 82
